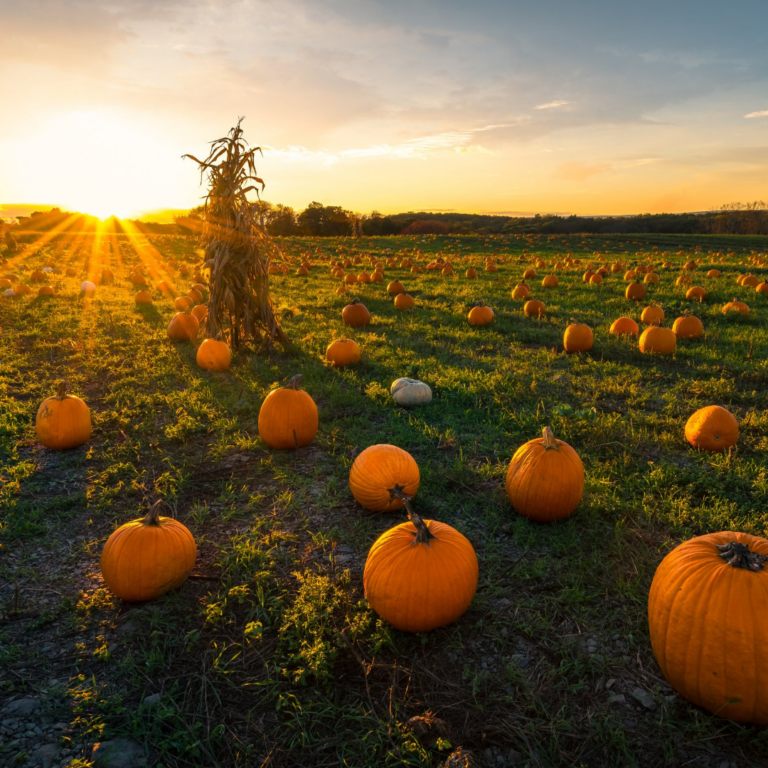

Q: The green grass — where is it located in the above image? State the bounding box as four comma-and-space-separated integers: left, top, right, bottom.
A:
1, 229, 767, 767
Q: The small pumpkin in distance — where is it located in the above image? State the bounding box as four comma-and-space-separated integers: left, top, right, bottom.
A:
349, 444, 420, 512
364, 502, 478, 633
100, 500, 197, 602
685, 405, 738, 452
326, 338, 361, 367
648, 532, 768, 724
505, 426, 584, 522
35, 381, 92, 450
258, 374, 318, 449
391, 378, 432, 406
467, 302, 494, 326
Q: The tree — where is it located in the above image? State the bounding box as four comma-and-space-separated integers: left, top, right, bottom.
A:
183, 119, 287, 350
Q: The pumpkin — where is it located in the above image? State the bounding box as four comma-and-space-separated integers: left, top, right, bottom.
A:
686, 286, 706, 301
0, 277, 11, 289
349, 444, 420, 512
640, 305, 664, 326
722, 299, 749, 316
258, 374, 318, 449
326, 338, 361, 367
468, 303, 494, 326
542, 275, 558, 287
610, 317, 639, 336
625, 281, 646, 301
370, 271, 384, 282
648, 531, 768, 724
638, 326, 676, 355
167, 310, 199, 342
101, 269, 114, 284
196, 337, 231, 372
685, 405, 738, 452
505, 426, 584, 522
80, 281, 96, 295
511, 282, 531, 300
391, 378, 432, 406
191, 303, 208, 322
3, 288, 16, 298
342, 298, 371, 327
644, 272, 660, 284
363, 504, 478, 633
134, 290, 152, 304
672, 315, 703, 339
394, 293, 414, 310
756, 282, 768, 294
100, 500, 197, 602
582, 270, 595, 283
563, 321, 593, 353
35, 382, 92, 450
66, 267, 77, 277
589, 273, 603, 285
30, 269, 46, 282
624, 270, 637, 281
131, 273, 147, 286
523, 299, 545, 317
707, 269, 721, 278
742, 275, 759, 288
295, 267, 309, 276
357, 272, 371, 284
174, 296, 193, 311
37, 286, 55, 297
465, 268, 478, 279
523, 268, 536, 279
187, 288, 203, 304
485, 263, 497, 273
387, 280, 405, 296
683, 260, 697, 270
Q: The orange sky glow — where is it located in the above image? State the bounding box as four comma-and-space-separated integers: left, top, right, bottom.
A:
1, 1, 767, 221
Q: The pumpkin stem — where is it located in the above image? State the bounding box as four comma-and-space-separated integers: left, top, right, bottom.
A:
717, 541, 767, 571
145, 500, 167, 526
287, 374, 303, 390
351, 297, 362, 305
388, 484, 435, 545
542, 426, 559, 450
55, 381, 69, 400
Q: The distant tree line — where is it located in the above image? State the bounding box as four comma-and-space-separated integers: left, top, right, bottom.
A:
5, 200, 768, 239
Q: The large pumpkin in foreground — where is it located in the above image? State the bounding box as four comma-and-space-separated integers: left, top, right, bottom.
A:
648, 531, 768, 724
36, 382, 92, 450
101, 501, 197, 602
258, 374, 318, 449
364, 509, 478, 633
349, 444, 420, 512
505, 426, 584, 522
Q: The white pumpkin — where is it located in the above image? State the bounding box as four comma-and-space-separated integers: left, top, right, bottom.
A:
4, 288, 16, 297
80, 281, 96, 294
391, 378, 432, 407
43, 267, 53, 273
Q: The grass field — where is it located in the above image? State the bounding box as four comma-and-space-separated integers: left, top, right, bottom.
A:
1, 228, 768, 768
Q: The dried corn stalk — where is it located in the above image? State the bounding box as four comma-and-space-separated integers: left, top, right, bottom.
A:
183, 119, 287, 349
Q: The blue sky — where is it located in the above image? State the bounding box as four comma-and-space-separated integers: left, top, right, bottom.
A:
0, 0, 766, 217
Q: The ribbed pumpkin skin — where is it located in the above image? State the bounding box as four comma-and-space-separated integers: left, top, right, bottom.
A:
648, 531, 768, 724
639, 326, 676, 355
258, 379, 318, 449
610, 317, 639, 336
326, 339, 361, 367
685, 405, 738, 452
36, 387, 92, 450
349, 444, 420, 512
364, 519, 478, 633
563, 323, 593, 353
672, 315, 704, 339
167, 312, 199, 341
101, 515, 197, 602
468, 305, 494, 326
342, 299, 371, 327
505, 428, 584, 522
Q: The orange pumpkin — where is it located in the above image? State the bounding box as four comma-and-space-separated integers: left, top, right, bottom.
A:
467, 303, 494, 326
387, 280, 405, 296
625, 281, 646, 301
505, 426, 584, 522
722, 299, 749, 316
37, 286, 55, 297
134, 290, 152, 304
685, 286, 706, 302
542, 275, 558, 287
511, 282, 531, 300
35, 382, 92, 450
394, 293, 415, 310
648, 532, 768, 724
465, 268, 478, 279
349, 444, 420, 512
364, 506, 478, 633
174, 296, 193, 311
685, 405, 738, 452
523, 299, 545, 317
100, 501, 197, 602
672, 315, 703, 339
167, 311, 199, 342
610, 317, 639, 336
342, 298, 371, 327
644, 272, 660, 284
638, 326, 676, 355
196, 338, 231, 372
563, 321, 593, 353
258, 374, 318, 449
191, 304, 208, 322
640, 305, 664, 326
326, 338, 361, 367
589, 273, 603, 286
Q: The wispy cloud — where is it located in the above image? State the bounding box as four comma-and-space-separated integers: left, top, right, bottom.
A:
535, 100, 573, 110
744, 110, 768, 118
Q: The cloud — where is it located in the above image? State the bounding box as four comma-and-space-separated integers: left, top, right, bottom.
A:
555, 162, 612, 181
535, 100, 573, 110
744, 110, 768, 118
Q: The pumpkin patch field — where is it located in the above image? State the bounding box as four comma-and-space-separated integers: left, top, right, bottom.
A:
2, 229, 768, 767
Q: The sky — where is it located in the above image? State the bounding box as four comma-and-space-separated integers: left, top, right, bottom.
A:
0, 0, 767, 219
